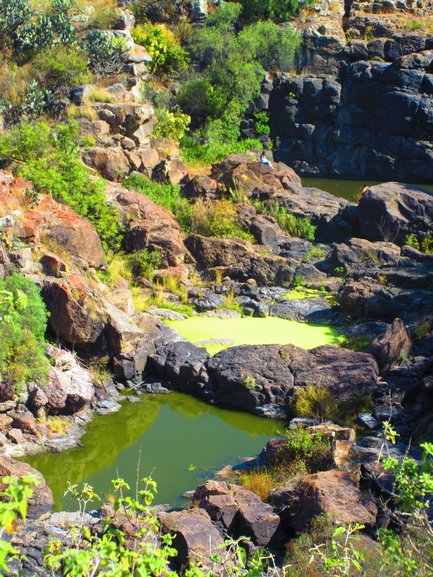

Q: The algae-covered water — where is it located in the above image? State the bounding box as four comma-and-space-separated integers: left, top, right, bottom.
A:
26, 392, 283, 511
302, 177, 433, 203
167, 316, 343, 354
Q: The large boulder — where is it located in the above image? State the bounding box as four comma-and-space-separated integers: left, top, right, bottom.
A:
158, 509, 224, 570
368, 318, 412, 372
42, 275, 107, 345
206, 344, 379, 417
43, 345, 95, 414
357, 183, 433, 245
82, 147, 130, 181
0, 171, 105, 269
0, 457, 53, 519
185, 235, 296, 286
210, 154, 301, 197
192, 480, 281, 547
270, 469, 377, 534
110, 186, 189, 266
148, 341, 210, 394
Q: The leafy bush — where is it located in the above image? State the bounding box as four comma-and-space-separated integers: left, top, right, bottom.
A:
0, 475, 37, 573
254, 111, 270, 137
0, 121, 121, 252
0, 274, 50, 396
177, 2, 300, 163
189, 198, 253, 240
131, 22, 189, 76
276, 428, 333, 474
154, 108, 191, 141
181, 133, 262, 165
405, 231, 433, 254
128, 249, 163, 281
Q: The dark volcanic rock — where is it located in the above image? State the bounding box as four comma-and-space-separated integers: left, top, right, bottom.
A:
357, 183, 433, 245
148, 341, 210, 394
269, 297, 333, 323
192, 480, 281, 547
206, 344, 379, 417
158, 509, 224, 570
270, 61, 433, 183
368, 318, 412, 372
270, 469, 377, 534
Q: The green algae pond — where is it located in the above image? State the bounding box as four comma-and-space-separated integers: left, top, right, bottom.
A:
26, 392, 284, 511
166, 316, 343, 354
26, 318, 342, 510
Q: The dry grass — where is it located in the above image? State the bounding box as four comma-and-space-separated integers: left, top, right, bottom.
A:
67, 104, 98, 121
239, 470, 275, 501
103, 254, 132, 287
85, 86, 115, 104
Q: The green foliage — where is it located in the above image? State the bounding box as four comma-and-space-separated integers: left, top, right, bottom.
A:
405, 231, 433, 254
32, 44, 91, 87
0, 121, 121, 252
83, 30, 127, 77
177, 2, 300, 163
232, 0, 317, 22
254, 111, 270, 137
128, 249, 163, 281
180, 133, 262, 165
188, 198, 253, 240
154, 109, 191, 141
131, 22, 189, 76
0, 475, 37, 573
0, 274, 50, 396
254, 201, 316, 241
276, 428, 333, 474
295, 385, 373, 427
45, 477, 178, 576
10, 0, 76, 59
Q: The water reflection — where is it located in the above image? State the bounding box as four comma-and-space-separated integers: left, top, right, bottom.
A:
26, 393, 283, 510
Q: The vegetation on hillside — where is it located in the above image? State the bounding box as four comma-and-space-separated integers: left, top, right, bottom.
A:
0, 273, 50, 397
0, 121, 120, 251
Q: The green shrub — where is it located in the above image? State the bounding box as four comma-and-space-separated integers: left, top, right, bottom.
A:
276, 428, 333, 474
176, 3, 300, 164
405, 231, 433, 254
131, 22, 189, 76
188, 198, 253, 240
254, 111, 270, 137
154, 108, 191, 141
0, 475, 37, 573
0, 274, 50, 396
0, 121, 121, 252
128, 249, 163, 281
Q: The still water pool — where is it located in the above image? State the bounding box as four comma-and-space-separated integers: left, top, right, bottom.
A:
26, 392, 284, 511
302, 177, 433, 203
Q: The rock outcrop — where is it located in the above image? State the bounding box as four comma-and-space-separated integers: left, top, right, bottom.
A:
270, 469, 377, 533
0, 457, 53, 519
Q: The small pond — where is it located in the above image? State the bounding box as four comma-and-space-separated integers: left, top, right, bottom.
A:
302, 177, 433, 203
167, 316, 343, 354
26, 392, 284, 511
